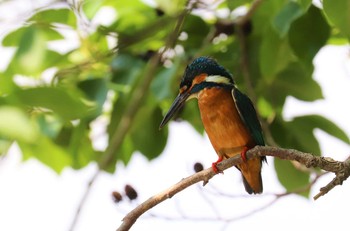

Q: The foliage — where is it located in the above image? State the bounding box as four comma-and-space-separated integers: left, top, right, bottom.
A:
0, 0, 349, 197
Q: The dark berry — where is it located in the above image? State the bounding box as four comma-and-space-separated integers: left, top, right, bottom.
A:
155, 8, 165, 17
194, 162, 204, 172
112, 191, 123, 203
214, 20, 235, 37
124, 184, 138, 201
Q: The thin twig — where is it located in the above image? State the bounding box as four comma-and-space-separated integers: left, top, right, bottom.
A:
68, 169, 100, 231
313, 158, 350, 200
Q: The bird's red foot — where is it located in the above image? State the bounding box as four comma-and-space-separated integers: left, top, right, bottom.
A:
212, 156, 223, 174
241, 146, 249, 162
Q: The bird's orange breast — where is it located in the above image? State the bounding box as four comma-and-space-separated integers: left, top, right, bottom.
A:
197, 87, 253, 158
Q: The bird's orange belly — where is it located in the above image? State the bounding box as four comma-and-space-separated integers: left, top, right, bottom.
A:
197, 88, 253, 158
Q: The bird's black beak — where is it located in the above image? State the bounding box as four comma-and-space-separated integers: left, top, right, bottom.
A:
159, 92, 190, 129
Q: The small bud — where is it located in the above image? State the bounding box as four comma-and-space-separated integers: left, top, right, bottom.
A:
139, 50, 156, 61
194, 162, 204, 173
112, 191, 123, 203
124, 184, 138, 201
214, 20, 235, 37
155, 8, 165, 17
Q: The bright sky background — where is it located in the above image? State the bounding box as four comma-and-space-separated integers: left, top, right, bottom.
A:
0, 1, 350, 231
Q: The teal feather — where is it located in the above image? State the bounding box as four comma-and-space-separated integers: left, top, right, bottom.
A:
232, 87, 265, 146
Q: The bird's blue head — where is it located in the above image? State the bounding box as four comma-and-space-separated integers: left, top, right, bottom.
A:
180, 56, 234, 91
159, 57, 234, 129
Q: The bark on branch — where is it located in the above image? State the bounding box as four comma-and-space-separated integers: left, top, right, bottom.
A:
116, 145, 350, 231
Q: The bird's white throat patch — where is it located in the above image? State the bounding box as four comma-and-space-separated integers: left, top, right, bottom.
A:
205, 75, 231, 84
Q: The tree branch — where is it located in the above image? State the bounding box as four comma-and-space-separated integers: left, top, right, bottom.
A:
116, 146, 350, 231
313, 156, 350, 199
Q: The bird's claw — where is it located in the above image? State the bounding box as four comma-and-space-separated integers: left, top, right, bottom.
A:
241, 146, 248, 162
211, 156, 224, 174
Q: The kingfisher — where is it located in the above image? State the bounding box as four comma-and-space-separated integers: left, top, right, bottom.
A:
159, 57, 266, 194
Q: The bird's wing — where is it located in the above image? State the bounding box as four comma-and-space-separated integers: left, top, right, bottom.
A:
232, 87, 265, 146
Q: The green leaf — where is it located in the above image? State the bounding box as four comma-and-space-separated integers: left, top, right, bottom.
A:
0, 139, 13, 154
44, 49, 69, 68
115, 15, 171, 52
28, 8, 77, 27
270, 115, 320, 197
296, 0, 312, 11
111, 54, 145, 86
70, 131, 98, 169
270, 116, 318, 156
227, 0, 252, 10
181, 15, 210, 54
257, 96, 274, 118
261, 63, 323, 113
113, 2, 157, 35
131, 106, 168, 160
293, 115, 350, 145
0, 106, 39, 143
243, 35, 261, 84
106, 134, 134, 171
274, 158, 310, 197
180, 100, 204, 134
259, 26, 293, 80
86, 30, 110, 53
114, 0, 152, 15
107, 56, 145, 166
2, 26, 63, 47
11, 27, 47, 75
151, 59, 181, 102
78, 78, 108, 118
105, 98, 135, 172
323, 0, 350, 39
270, 116, 293, 148
55, 121, 97, 169
19, 135, 72, 173
5, 27, 66, 76
108, 93, 128, 141
203, 37, 237, 72
82, 0, 106, 19
14, 87, 91, 121
268, 62, 323, 105
36, 114, 62, 139
154, 0, 187, 15
286, 117, 321, 155
252, 0, 286, 35
289, 5, 330, 64
0, 72, 16, 94
275, 115, 350, 156
273, 1, 304, 37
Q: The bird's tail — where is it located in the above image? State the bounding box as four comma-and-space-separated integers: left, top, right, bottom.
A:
238, 157, 263, 194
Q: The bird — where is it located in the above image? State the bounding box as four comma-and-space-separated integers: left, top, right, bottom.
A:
159, 56, 266, 194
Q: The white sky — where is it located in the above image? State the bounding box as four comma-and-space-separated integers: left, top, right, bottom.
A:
0, 1, 350, 231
